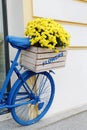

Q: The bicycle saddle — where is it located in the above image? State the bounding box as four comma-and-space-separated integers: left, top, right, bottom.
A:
6, 36, 31, 50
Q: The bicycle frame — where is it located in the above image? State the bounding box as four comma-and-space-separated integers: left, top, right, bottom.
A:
0, 47, 55, 114
0, 36, 55, 125
0, 48, 40, 111
0, 49, 21, 102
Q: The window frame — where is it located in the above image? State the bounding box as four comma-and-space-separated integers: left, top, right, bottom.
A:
2, 0, 10, 91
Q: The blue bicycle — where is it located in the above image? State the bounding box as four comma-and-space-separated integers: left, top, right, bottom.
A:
0, 36, 55, 126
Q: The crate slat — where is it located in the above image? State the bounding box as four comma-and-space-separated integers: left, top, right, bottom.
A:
27, 46, 67, 53
21, 55, 66, 65
20, 60, 65, 72
21, 50, 67, 60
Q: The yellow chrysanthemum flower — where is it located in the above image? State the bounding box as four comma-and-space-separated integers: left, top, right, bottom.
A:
25, 18, 70, 51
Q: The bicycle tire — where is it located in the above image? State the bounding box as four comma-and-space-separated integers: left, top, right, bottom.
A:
11, 71, 55, 126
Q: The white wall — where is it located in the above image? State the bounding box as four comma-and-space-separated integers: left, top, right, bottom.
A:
33, 0, 87, 46
31, 1, 87, 119
45, 49, 87, 118
6, 0, 24, 83
6, 0, 24, 53
7, 0, 24, 36
33, 0, 87, 24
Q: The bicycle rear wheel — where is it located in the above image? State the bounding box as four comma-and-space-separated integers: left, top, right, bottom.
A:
11, 71, 55, 126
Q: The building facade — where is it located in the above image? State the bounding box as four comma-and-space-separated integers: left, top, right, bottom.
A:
0, 0, 87, 121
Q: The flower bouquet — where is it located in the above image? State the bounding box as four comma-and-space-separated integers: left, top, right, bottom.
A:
20, 18, 70, 72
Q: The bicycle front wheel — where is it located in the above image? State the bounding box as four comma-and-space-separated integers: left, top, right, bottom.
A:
11, 71, 55, 126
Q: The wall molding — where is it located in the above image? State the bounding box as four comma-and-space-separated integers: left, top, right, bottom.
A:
32, 1, 87, 49
32, 0, 87, 24
33, 16, 87, 27
76, 0, 87, 3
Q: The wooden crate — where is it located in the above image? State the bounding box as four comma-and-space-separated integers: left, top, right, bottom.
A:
20, 46, 67, 72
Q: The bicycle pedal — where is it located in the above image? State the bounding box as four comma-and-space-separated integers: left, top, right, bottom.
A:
38, 102, 44, 110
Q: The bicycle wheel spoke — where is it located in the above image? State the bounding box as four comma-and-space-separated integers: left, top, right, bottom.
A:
16, 106, 26, 117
